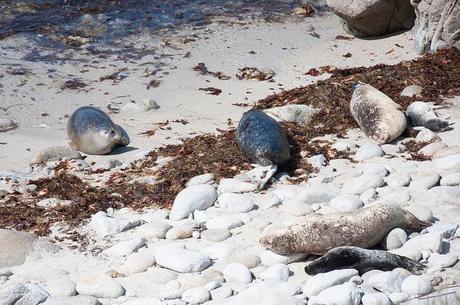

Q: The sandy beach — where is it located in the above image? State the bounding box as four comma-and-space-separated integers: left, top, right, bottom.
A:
1, 2, 460, 305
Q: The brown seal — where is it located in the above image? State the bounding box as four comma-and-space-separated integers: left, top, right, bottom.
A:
260, 204, 430, 256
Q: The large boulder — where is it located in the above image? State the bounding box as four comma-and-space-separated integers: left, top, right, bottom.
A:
0, 229, 37, 268
411, 0, 460, 54
326, 0, 416, 37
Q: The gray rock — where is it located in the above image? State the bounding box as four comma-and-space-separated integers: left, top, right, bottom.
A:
155, 248, 211, 273
169, 185, 217, 220
427, 253, 458, 268
381, 144, 401, 154
36, 198, 72, 208
121, 99, 159, 113
342, 175, 385, 194
401, 85, 423, 97
221, 281, 302, 305
406, 102, 449, 131
120, 250, 156, 275
216, 193, 256, 213
201, 229, 232, 242
308, 282, 361, 305
384, 172, 411, 187
14, 284, 49, 305
210, 285, 233, 300
75, 275, 125, 298
281, 199, 315, 216
430, 186, 460, 204
223, 263, 252, 284
411, 0, 460, 54
381, 228, 407, 250
326, 0, 415, 37
0, 229, 37, 268
359, 163, 389, 178
354, 143, 384, 161
309, 154, 327, 169
206, 215, 246, 230
390, 232, 442, 260
260, 250, 307, 266
89, 214, 135, 237
103, 237, 146, 257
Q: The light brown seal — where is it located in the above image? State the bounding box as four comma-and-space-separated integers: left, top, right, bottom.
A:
260, 204, 430, 256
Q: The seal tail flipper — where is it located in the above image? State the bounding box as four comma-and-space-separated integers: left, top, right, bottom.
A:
393, 254, 426, 275
403, 210, 432, 231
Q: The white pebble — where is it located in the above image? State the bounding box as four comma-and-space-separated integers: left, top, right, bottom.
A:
303, 269, 359, 297
362, 292, 392, 305
216, 193, 256, 213
165, 226, 193, 240
309, 154, 327, 169
103, 237, 146, 257
259, 264, 289, 282
75, 275, 125, 298
440, 173, 460, 186
155, 249, 211, 273
201, 229, 232, 242
136, 222, 172, 239
223, 263, 253, 284
308, 282, 361, 305
185, 173, 215, 187
342, 175, 385, 194
401, 275, 432, 296
120, 250, 156, 275
169, 185, 217, 220
380, 228, 407, 250
330, 194, 363, 211
354, 143, 384, 161
181, 287, 210, 304
416, 128, 440, 143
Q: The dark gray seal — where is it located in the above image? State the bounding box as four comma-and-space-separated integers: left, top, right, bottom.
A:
236, 109, 290, 165
305, 246, 426, 275
67, 106, 129, 155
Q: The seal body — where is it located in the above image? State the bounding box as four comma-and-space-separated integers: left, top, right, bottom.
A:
350, 83, 407, 144
67, 106, 130, 155
236, 109, 290, 165
260, 204, 430, 256
406, 101, 449, 131
305, 246, 426, 275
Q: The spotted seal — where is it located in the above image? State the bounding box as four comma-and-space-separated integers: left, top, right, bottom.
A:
305, 246, 426, 275
260, 204, 430, 256
350, 82, 407, 144
67, 106, 130, 155
236, 109, 290, 166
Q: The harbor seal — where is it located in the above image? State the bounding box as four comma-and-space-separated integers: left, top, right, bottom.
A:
236, 109, 290, 166
260, 204, 430, 256
67, 106, 130, 155
305, 246, 426, 275
350, 82, 407, 144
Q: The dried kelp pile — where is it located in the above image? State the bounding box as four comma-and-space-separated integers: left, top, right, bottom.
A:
1, 48, 459, 235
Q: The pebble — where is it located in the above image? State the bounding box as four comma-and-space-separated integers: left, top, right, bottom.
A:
204, 280, 221, 291
89, 214, 134, 237
418, 141, 447, 157
121, 298, 165, 305
359, 163, 389, 178
384, 172, 411, 187
329, 194, 363, 211
361, 292, 392, 305
0, 117, 18, 132
201, 229, 232, 242
181, 287, 210, 304
354, 143, 384, 161
260, 250, 307, 266
332, 141, 357, 152
380, 228, 407, 250
404, 205, 433, 222
136, 222, 172, 239
121, 99, 159, 113
223, 263, 253, 284
193, 210, 210, 224
75, 275, 125, 298
309, 154, 327, 169
201, 243, 236, 260
103, 237, 146, 257
186, 173, 215, 187
360, 188, 377, 204
259, 264, 290, 282
427, 253, 458, 268
308, 282, 361, 305
390, 232, 442, 260
30, 146, 83, 165
427, 222, 458, 238
210, 285, 233, 300
216, 193, 256, 213
434, 146, 460, 158
45, 278, 77, 297
165, 226, 193, 240
232, 253, 261, 269
169, 184, 217, 220
410, 172, 440, 189
206, 215, 245, 230
303, 269, 359, 297
42, 295, 100, 305
120, 250, 156, 275
366, 270, 404, 293
222, 281, 302, 305
281, 199, 315, 216
342, 175, 385, 194
400, 85, 423, 97
433, 154, 460, 171
415, 128, 440, 143
440, 173, 460, 186
381, 144, 401, 154
218, 178, 258, 193
401, 275, 432, 296
376, 188, 411, 206
36, 198, 72, 208
430, 186, 460, 204
0, 229, 37, 268
155, 248, 211, 273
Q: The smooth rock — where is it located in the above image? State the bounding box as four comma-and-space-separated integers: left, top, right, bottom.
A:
366, 270, 404, 293
359, 163, 389, 178
342, 175, 385, 194
36, 198, 72, 208
221, 281, 302, 305
75, 275, 125, 298
362, 292, 392, 305
231, 253, 261, 269
216, 193, 256, 213
309, 154, 327, 169
440, 173, 460, 186
384, 173, 411, 187
418, 142, 448, 157
45, 278, 77, 297
330, 194, 363, 211
120, 250, 156, 275
380, 228, 407, 250
410, 172, 440, 189
303, 269, 359, 297
181, 287, 210, 304
30, 146, 83, 165
210, 285, 233, 300
259, 264, 289, 282
121, 99, 159, 113
308, 282, 361, 305
401, 275, 432, 296
403, 205, 433, 222
169, 185, 217, 220
186, 173, 215, 187
430, 186, 460, 204
433, 154, 460, 171
136, 222, 172, 239
354, 143, 384, 161
0, 229, 37, 268
427, 253, 458, 268
401, 85, 423, 97
201, 229, 232, 242
218, 178, 258, 193
42, 296, 100, 305
381, 144, 401, 154
260, 250, 307, 266
415, 128, 440, 143
165, 226, 193, 240
390, 232, 442, 260
223, 263, 252, 284
201, 243, 236, 260
89, 215, 134, 237
265, 104, 319, 125
103, 237, 146, 257
206, 215, 245, 230
156, 249, 211, 273
281, 199, 315, 216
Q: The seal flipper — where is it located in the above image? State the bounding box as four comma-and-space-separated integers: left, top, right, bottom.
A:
305, 246, 426, 276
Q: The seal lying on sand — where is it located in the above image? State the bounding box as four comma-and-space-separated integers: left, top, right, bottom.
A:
236, 109, 290, 166
260, 204, 430, 256
305, 246, 426, 275
67, 106, 130, 155
350, 82, 407, 144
